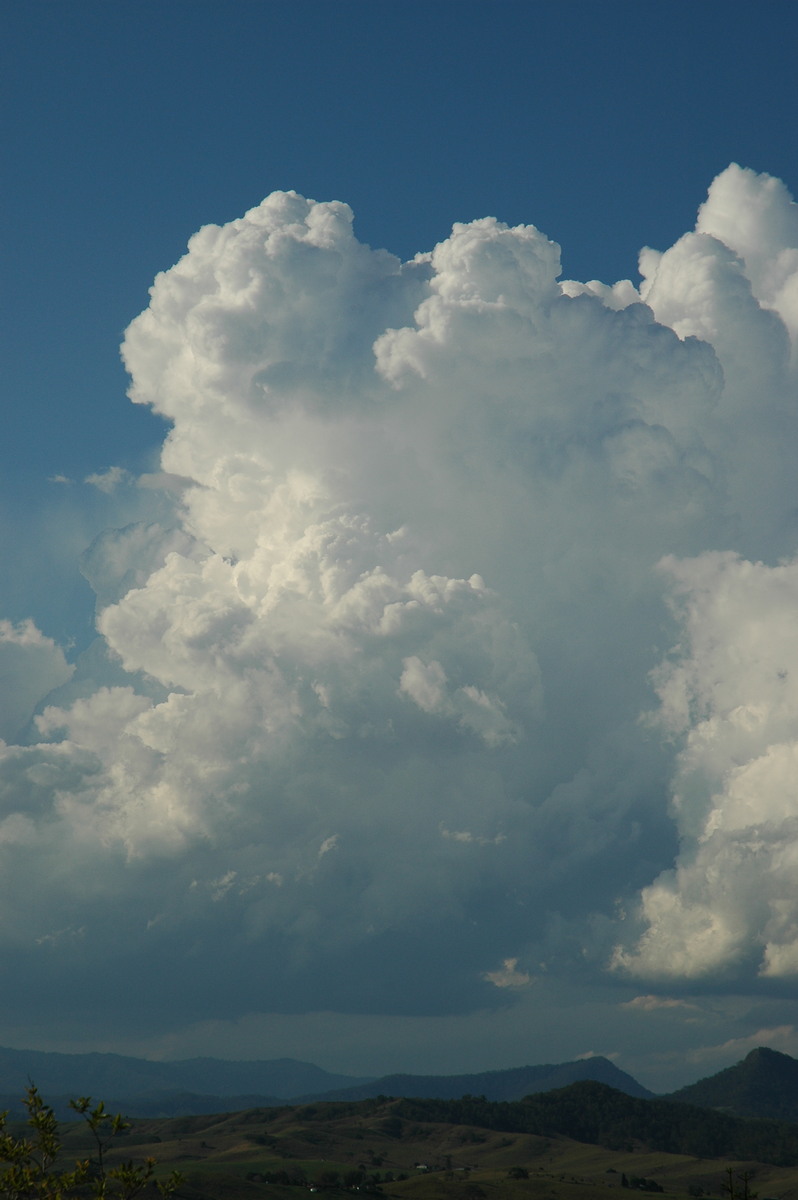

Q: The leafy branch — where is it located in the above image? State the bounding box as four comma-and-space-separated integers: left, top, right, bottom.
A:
0, 1086, 182, 1200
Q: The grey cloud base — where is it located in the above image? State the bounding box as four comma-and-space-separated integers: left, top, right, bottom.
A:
2, 166, 798, 1079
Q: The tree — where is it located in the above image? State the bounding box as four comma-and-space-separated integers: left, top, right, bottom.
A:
722, 1167, 757, 1200
0, 1085, 183, 1200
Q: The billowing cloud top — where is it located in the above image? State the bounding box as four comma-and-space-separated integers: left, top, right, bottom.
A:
3, 166, 798, 1045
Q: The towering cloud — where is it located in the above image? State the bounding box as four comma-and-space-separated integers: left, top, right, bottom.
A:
1, 166, 797, 1046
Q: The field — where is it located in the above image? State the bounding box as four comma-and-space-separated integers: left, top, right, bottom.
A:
53, 1099, 798, 1200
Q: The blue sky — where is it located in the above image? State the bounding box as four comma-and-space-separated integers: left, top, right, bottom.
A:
2, 0, 798, 1091
5, 1, 795, 491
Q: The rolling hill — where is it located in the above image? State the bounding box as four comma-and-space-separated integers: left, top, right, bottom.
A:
44, 1081, 798, 1200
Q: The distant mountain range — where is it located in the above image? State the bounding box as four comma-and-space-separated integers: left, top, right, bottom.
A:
299, 1056, 652, 1104
0, 1047, 369, 1115
0, 1042, 796, 1120
0, 1046, 649, 1117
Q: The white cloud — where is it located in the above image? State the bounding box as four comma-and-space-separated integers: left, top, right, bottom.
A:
399, 652, 521, 745
318, 835, 339, 858
1, 166, 797, 1055
685, 1026, 798, 1065
85, 466, 132, 493
0, 619, 72, 741
399, 656, 448, 713
622, 995, 700, 1013
615, 553, 798, 980
696, 164, 798, 353
440, 826, 505, 846
483, 957, 533, 989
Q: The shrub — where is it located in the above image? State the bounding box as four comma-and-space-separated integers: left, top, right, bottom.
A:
0, 1085, 182, 1200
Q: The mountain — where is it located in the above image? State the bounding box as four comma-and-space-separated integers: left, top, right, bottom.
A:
0, 1046, 651, 1116
0, 1046, 372, 1104
299, 1055, 653, 1102
667, 1046, 798, 1121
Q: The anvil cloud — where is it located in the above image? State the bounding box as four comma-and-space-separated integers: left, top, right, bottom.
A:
3, 166, 798, 1077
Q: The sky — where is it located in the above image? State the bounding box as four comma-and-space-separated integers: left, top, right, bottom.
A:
2, 0, 798, 1095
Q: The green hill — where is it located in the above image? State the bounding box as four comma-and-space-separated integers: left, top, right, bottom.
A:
74, 1087, 798, 1200
12, 1083, 798, 1200
393, 1081, 798, 1165
668, 1047, 798, 1122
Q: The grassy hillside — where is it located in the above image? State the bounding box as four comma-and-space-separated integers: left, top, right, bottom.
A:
392, 1083, 798, 1164
44, 1089, 798, 1200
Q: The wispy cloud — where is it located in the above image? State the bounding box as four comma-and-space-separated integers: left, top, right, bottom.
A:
84, 465, 132, 493
622, 995, 701, 1013
686, 1026, 798, 1065
483, 958, 533, 989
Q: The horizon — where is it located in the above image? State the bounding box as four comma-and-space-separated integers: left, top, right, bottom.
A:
0, 1039, 779, 1097
2, 0, 798, 1099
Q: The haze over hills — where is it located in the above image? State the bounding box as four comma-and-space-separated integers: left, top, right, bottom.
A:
299, 1056, 653, 1103
0, 1046, 370, 1105
2, 1044, 798, 1121
667, 1046, 798, 1122
8, 1043, 798, 1200
0, 1047, 649, 1116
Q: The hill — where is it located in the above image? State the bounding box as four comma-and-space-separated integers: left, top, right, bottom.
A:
302, 1056, 653, 1103
0, 1046, 650, 1116
668, 1046, 798, 1121
394, 1081, 798, 1165
11, 1078, 798, 1200
43, 1084, 798, 1200
0, 1045, 370, 1105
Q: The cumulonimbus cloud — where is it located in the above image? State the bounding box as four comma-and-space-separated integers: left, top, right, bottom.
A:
1, 165, 797, 1033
